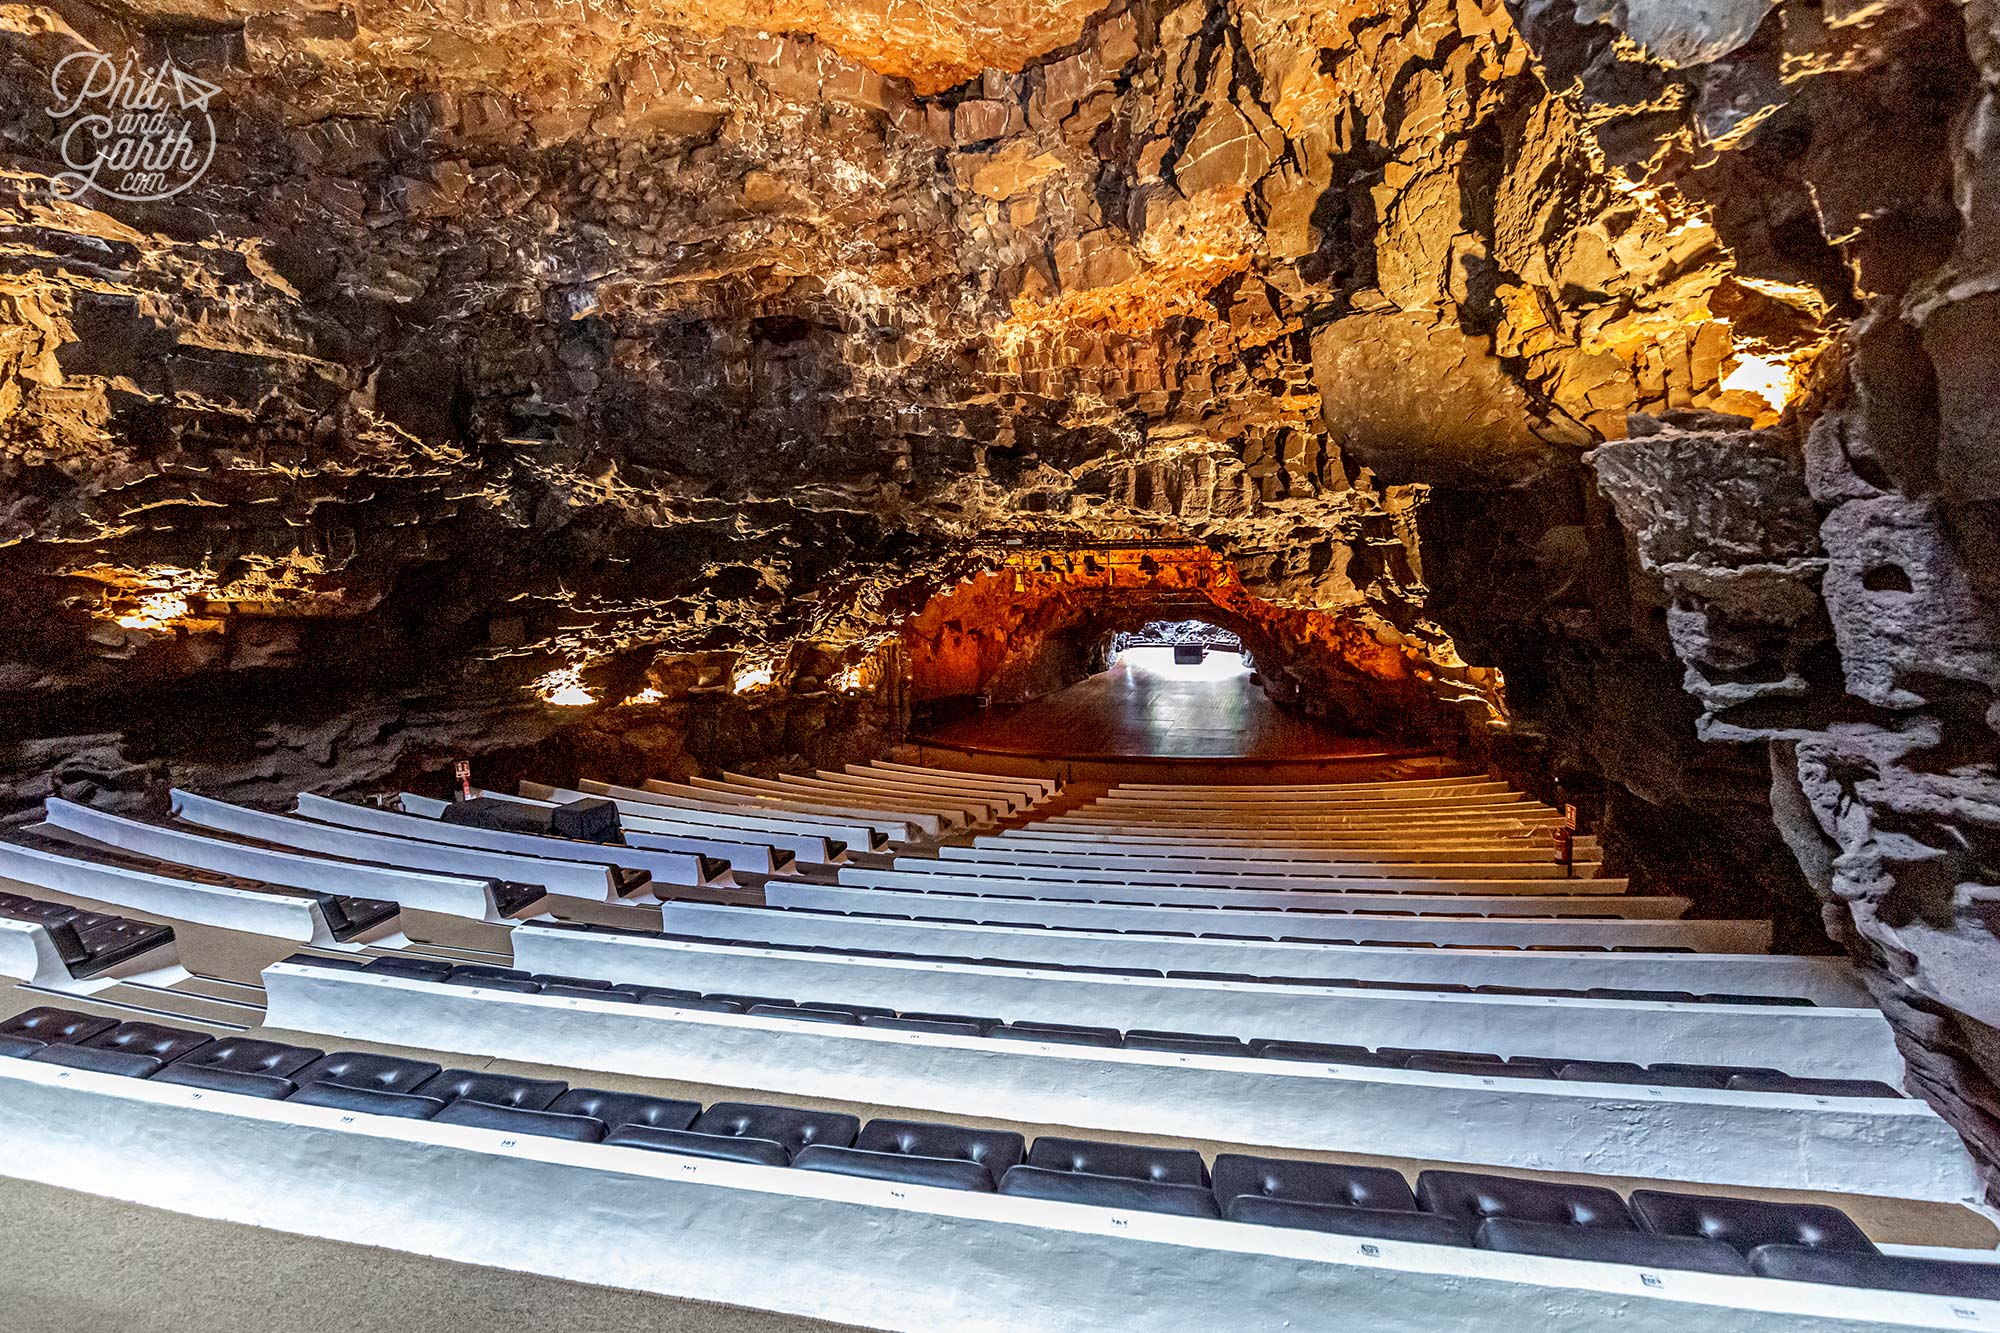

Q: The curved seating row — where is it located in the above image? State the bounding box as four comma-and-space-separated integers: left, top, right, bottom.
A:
261, 955, 1966, 1196
4, 1003, 1989, 1302
833, 868, 1665, 913
0, 836, 393, 946
401, 791, 795, 874
295, 951, 1890, 1095
44, 797, 539, 924
530, 917, 1814, 1006
174, 789, 625, 902
651, 900, 1879, 1006
743, 888, 1771, 952
528, 780, 874, 854
468, 788, 843, 865
932, 845, 1597, 881
0, 890, 174, 982
296, 794, 726, 890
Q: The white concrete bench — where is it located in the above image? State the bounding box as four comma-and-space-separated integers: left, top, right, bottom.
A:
403, 791, 784, 875
561, 779, 877, 852
0, 839, 333, 944
761, 883, 1750, 949
0, 1059, 1969, 1333
871, 759, 1059, 797
521, 783, 842, 863
510, 928, 1896, 1081
655, 902, 1837, 997
654, 778, 928, 841
822, 768, 1031, 813
1112, 774, 1497, 793
292, 794, 720, 890
970, 834, 1568, 864
43, 797, 507, 922
263, 961, 1959, 1199
710, 773, 982, 827
930, 848, 1602, 885
175, 791, 618, 902
839, 868, 1673, 915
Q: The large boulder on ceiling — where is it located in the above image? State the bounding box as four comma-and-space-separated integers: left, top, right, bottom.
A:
1311, 311, 1554, 485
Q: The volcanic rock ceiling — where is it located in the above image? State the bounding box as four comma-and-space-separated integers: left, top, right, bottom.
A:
0, 0, 1997, 1184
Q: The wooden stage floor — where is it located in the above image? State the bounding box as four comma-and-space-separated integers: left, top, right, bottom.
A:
914, 648, 1385, 762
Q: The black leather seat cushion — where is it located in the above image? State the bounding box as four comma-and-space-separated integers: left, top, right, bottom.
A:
434, 1098, 606, 1141
1406, 1054, 1557, 1079
288, 1081, 447, 1119
448, 960, 540, 980
82, 1022, 212, 1065
900, 1011, 1003, 1028
1629, 1190, 1877, 1255
1558, 1061, 1726, 1089
748, 1004, 858, 1024
1725, 1074, 1900, 1099
168, 1037, 323, 1079
1027, 1135, 1208, 1187
0, 1034, 46, 1058
1381, 1048, 1502, 1066
152, 1065, 299, 1099
862, 1015, 984, 1036
637, 993, 745, 1013
1250, 1041, 1399, 1067
444, 974, 542, 993
29, 1042, 165, 1077
71, 915, 174, 974
293, 1051, 442, 1095
1226, 1196, 1472, 1245
604, 1124, 789, 1167
1476, 1218, 1751, 1273
543, 984, 637, 1002
1583, 988, 1699, 1003
1, 1007, 116, 1046
327, 894, 398, 938
1650, 1063, 1784, 1082
280, 952, 368, 971
1417, 1171, 1635, 1229
536, 974, 615, 990
414, 1069, 566, 1110
1748, 1244, 2000, 1297
150, 1038, 322, 1097
548, 1088, 700, 1135
693, 1102, 859, 1156
794, 1145, 997, 1191
856, 1118, 1024, 1173
34, 916, 91, 967
1213, 1154, 1415, 1212
1121, 1032, 1251, 1057
988, 1022, 1122, 1048
999, 1166, 1221, 1218
361, 955, 454, 979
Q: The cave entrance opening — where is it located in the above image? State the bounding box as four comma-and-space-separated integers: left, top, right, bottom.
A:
1103, 618, 1250, 675
900, 546, 1479, 761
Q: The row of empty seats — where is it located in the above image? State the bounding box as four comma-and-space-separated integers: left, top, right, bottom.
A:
297, 951, 1890, 1097
0, 889, 174, 979
3, 1004, 1987, 1298
535, 918, 1807, 1006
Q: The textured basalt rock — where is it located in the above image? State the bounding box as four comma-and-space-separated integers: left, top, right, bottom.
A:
0, 0, 1994, 1185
